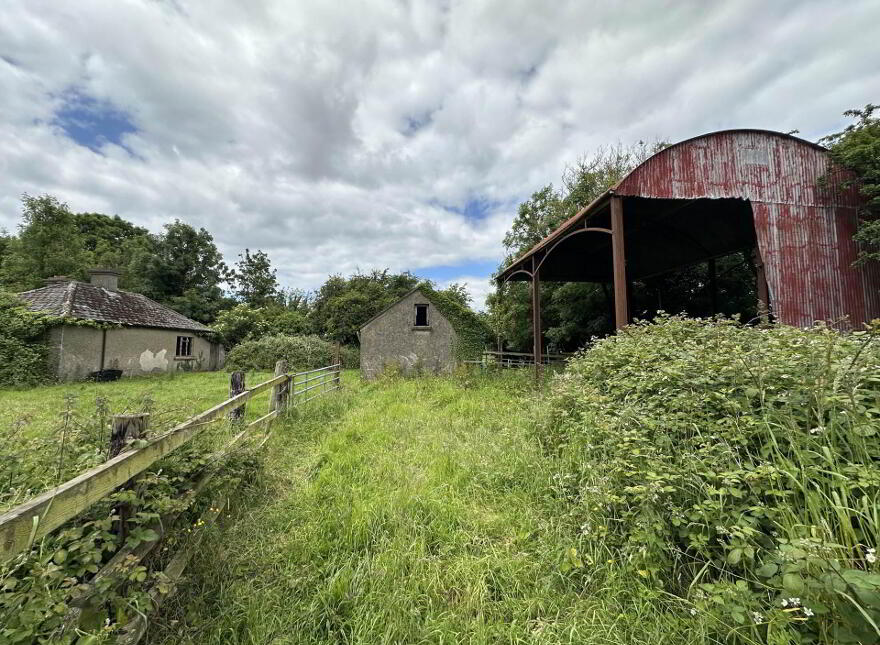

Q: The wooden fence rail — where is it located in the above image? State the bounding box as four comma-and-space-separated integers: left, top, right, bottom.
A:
0, 363, 341, 562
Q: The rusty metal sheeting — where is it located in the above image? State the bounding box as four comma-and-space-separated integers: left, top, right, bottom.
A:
615, 129, 876, 329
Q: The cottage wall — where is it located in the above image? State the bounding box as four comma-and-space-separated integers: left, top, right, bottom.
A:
50, 325, 224, 381
360, 289, 458, 379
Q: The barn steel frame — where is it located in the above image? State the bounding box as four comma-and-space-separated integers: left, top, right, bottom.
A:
496, 129, 880, 381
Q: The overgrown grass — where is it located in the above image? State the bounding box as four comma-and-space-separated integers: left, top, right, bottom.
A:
147, 370, 710, 644
0, 370, 271, 511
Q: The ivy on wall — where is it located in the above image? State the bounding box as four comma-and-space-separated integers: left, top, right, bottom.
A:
416, 283, 492, 361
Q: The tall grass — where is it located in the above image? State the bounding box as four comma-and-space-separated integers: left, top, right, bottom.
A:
148, 370, 713, 644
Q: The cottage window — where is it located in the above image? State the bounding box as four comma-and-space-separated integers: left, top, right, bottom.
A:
414, 304, 429, 327
176, 335, 193, 357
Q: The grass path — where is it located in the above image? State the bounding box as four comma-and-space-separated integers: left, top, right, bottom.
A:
148, 373, 675, 644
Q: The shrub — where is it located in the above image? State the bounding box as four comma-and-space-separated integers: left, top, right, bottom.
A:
211, 304, 310, 349
0, 291, 57, 387
225, 334, 357, 372
542, 316, 880, 643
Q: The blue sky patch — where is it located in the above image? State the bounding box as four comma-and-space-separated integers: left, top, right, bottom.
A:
414, 260, 499, 283
52, 89, 137, 153
434, 197, 501, 221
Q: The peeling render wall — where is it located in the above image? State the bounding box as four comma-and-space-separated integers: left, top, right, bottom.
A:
48, 325, 224, 381
360, 289, 458, 379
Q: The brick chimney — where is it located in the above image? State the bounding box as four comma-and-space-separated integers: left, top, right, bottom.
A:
89, 268, 120, 291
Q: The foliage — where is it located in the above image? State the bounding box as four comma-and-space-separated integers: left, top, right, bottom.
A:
0, 291, 60, 387
74, 212, 155, 292
541, 316, 880, 643
211, 303, 311, 349
417, 282, 492, 361
232, 248, 279, 307
0, 195, 89, 291
225, 334, 357, 371
135, 220, 233, 323
821, 104, 880, 264
0, 372, 271, 643
309, 270, 420, 344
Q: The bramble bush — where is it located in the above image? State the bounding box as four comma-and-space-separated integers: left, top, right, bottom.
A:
0, 417, 263, 644
542, 316, 880, 644
225, 334, 359, 372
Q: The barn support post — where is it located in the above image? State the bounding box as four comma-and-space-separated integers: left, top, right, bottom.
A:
708, 257, 718, 314
610, 196, 629, 330
753, 247, 770, 323
531, 256, 542, 385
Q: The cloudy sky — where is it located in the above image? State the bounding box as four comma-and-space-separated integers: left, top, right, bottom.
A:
1, 0, 878, 309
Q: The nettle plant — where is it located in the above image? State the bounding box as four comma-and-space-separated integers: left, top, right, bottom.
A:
0, 423, 262, 644
541, 316, 880, 643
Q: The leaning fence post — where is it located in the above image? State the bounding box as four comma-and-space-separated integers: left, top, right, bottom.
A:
228, 371, 246, 421
270, 360, 288, 413
109, 413, 149, 540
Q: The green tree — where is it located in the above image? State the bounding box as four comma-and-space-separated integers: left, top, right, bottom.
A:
74, 212, 155, 291
138, 220, 231, 323
233, 248, 278, 307
310, 270, 420, 344
439, 282, 472, 308
0, 194, 89, 291
821, 104, 880, 264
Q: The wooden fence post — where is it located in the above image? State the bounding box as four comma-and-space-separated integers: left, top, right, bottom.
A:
334, 342, 342, 389
270, 360, 288, 413
109, 414, 149, 459
228, 371, 246, 421
109, 413, 149, 540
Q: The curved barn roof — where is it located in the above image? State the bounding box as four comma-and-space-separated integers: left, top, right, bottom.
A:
497, 128, 878, 328
499, 129, 855, 279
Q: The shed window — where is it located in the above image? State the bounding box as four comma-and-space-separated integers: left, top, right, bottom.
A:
176, 335, 193, 357
414, 304, 429, 327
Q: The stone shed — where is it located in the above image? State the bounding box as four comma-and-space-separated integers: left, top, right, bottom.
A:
359, 286, 489, 379
19, 269, 224, 381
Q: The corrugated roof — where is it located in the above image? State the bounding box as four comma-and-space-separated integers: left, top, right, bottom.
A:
19, 281, 212, 332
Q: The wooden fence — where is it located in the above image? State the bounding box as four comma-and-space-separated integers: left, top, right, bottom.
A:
0, 361, 342, 643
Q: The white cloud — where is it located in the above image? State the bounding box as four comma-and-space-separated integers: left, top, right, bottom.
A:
0, 0, 877, 295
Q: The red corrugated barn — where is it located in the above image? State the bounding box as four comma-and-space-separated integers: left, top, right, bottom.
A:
498, 129, 880, 364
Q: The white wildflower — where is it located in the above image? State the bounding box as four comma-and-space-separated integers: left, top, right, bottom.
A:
866, 547, 876, 563
803, 607, 814, 617
751, 611, 764, 624
689, 608, 698, 616
809, 426, 825, 435
781, 598, 789, 607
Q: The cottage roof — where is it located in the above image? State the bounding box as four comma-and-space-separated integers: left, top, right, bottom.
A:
19, 280, 212, 332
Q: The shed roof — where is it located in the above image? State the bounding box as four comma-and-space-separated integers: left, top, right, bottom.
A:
360, 285, 489, 338
19, 280, 212, 332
